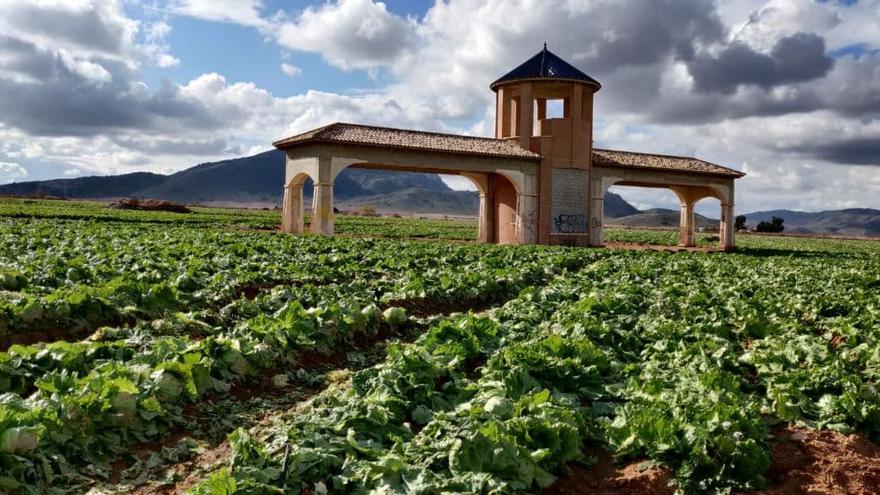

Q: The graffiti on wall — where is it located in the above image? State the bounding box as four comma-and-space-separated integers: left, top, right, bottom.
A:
554, 214, 589, 234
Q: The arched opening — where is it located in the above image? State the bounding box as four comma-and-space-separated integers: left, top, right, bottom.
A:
692, 195, 723, 248
604, 186, 686, 245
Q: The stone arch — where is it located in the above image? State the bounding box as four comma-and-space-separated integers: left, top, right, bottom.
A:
693, 194, 722, 247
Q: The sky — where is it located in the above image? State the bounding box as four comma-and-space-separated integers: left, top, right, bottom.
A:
0, 0, 879, 215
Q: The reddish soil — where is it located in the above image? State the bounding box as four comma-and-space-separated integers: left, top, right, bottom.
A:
546, 448, 674, 495
0, 327, 92, 352
381, 295, 504, 318
232, 278, 306, 300
747, 426, 880, 495
130, 440, 231, 495
548, 427, 880, 495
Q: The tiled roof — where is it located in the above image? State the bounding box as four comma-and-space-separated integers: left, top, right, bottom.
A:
593, 148, 745, 178
491, 45, 601, 91
273, 123, 542, 160
273, 123, 744, 178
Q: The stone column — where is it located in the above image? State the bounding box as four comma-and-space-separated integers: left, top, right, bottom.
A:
281, 184, 294, 233
516, 193, 538, 245
476, 192, 488, 243
310, 157, 335, 236
281, 183, 304, 234
679, 201, 696, 247
588, 176, 606, 247
462, 172, 493, 244
518, 83, 533, 150
720, 202, 735, 251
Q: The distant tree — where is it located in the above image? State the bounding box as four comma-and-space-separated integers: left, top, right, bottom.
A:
734, 215, 747, 231
756, 216, 784, 233
359, 205, 378, 217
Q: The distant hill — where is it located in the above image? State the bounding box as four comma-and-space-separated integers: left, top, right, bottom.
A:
744, 209, 880, 237
0, 149, 641, 217
4, 150, 878, 236
608, 208, 718, 229
604, 192, 639, 218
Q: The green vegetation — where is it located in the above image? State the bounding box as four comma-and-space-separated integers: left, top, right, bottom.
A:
1, 198, 879, 494
755, 216, 785, 233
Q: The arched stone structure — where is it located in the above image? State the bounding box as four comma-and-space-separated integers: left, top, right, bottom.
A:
273, 46, 744, 249
275, 129, 541, 244
589, 164, 737, 250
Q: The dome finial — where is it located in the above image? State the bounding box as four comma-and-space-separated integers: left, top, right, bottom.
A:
543, 42, 547, 51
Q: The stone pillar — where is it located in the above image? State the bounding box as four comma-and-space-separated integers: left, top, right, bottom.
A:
679, 201, 696, 247
514, 171, 539, 245
536, 98, 547, 120
281, 184, 294, 233
496, 87, 511, 139
477, 192, 489, 243
281, 183, 304, 234
518, 83, 533, 150
516, 193, 538, 245
463, 172, 493, 243
588, 176, 606, 247
720, 202, 735, 251
310, 157, 334, 236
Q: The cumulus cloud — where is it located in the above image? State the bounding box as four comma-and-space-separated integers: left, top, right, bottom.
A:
2, 0, 880, 213
0, 162, 28, 183
275, 0, 416, 70
143, 21, 180, 68
687, 33, 834, 94
168, 0, 269, 29
280, 63, 302, 77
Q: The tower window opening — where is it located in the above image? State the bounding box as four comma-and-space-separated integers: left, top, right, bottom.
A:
546, 99, 565, 119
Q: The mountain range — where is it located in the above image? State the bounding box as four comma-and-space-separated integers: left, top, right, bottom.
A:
2, 150, 878, 236
743, 209, 880, 237
0, 149, 638, 217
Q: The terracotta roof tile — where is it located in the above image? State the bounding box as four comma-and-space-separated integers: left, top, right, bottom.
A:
273, 123, 542, 160
274, 123, 744, 178
592, 148, 745, 178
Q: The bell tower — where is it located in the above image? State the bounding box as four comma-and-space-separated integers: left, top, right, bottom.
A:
491, 44, 601, 245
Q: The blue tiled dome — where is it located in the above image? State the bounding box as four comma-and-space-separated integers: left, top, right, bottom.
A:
491, 45, 601, 91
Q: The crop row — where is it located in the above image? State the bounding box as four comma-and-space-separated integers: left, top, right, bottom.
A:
192, 246, 880, 494
0, 218, 594, 493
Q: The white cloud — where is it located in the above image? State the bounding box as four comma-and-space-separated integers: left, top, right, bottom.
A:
275, 0, 416, 70
143, 20, 180, 68
0, 162, 28, 183
63, 168, 81, 176
280, 63, 302, 77
168, 0, 269, 29
2, 0, 880, 214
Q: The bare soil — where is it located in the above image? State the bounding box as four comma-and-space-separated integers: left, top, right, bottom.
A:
380, 295, 506, 318
109, 197, 192, 213
747, 426, 880, 495
545, 448, 674, 495
548, 427, 880, 495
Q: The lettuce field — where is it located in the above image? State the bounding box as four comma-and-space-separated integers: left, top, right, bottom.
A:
1, 199, 880, 494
